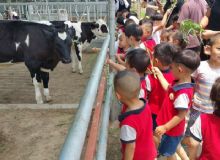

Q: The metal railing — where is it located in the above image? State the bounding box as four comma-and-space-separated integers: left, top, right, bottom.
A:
0, 1, 108, 21
59, 34, 110, 160
59, 1, 115, 159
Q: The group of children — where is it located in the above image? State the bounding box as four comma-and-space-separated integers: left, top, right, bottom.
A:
108, 5, 220, 160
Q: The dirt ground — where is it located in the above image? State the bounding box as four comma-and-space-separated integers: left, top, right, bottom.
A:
0, 52, 98, 160
0, 51, 122, 160
0, 52, 98, 104
0, 109, 75, 160
107, 121, 121, 160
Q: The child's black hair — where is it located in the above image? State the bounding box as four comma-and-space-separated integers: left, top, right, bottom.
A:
154, 42, 179, 66
139, 18, 153, 26
124, 19, 136, 27
209, 33, 220, 46
171, 31, 187, 50
210, 77, 220, 117
114, 70, 140, 99
150, 13, 163, 21
125, 48, 150, 73
171, 14, 179, 22
173, 49, 200, 72
116, 16, 125, 26
124, 24, 143, 41
126, 11, 138, 19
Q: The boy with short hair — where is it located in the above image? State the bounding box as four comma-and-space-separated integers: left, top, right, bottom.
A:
153, 50, 200, 160
124, 23, 143, 48
114, 70, 156, 160
146, 42, 176, 131
108, 48, 151, 100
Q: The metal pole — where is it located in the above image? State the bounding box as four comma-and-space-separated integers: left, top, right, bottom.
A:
96, 1, 116, 159
96, 72, 114, 160
59, 34, 110, 160
108, 0, 116, 59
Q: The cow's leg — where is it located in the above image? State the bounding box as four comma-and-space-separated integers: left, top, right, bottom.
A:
71, 44, 77, 73
74, 42, 83, 74
40, 71, 52, 102
32, 72, 43, 104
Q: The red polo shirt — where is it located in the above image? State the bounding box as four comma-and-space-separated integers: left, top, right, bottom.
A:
147, 69, 175, 115
200, 114, 220, 160
119, 99, 156, 160
156, 83, 194, 136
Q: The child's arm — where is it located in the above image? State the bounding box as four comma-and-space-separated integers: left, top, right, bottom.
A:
106, 58, 126, 71
156, 93, 190, 136
202, 29, 220, 40
153, 9, 171, 33
115, 54, 126, 66
152, 67, 170, 91
156, 109, 188, 136
124, 142, 135, 160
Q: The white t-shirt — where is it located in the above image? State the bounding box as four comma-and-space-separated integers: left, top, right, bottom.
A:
192, 61, 220, 113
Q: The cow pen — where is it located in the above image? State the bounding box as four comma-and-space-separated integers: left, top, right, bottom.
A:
0, 1, 108, 21
0, 0, 117, 160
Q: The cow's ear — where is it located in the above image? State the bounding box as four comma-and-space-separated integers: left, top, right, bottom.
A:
91, 22, 99, 29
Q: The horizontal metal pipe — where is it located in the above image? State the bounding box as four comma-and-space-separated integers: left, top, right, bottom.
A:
84, 72, 106, 160
59, 34, 110, 160
96, 72, 114, 160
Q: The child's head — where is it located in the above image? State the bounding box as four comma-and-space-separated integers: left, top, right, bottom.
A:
153, 42, 178, 68
116, 16, 125, 28
150, 13, 163, 21
210, 77, 220, 117
116, 9, 129, 19
121, 9, 130, 19
125, 48, 150, 74
171, 50, 200, 79
171, 14, 179, 29
114, 70, 140, 101
160, 29, 171, 42
169, 31, 187, 50
124, 18, 136, 27
124, 24, 143, 47
118, 32, 129, 50
126, 11, 138, 19
140, 21, 153, 40
206, 33, 220, 65
126, 11, 139, 25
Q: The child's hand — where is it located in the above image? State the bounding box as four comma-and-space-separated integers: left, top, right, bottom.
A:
115, 54, 120, 61
152, 67, 163, 78
155, 125, 167, 136
106, 58, 112, 65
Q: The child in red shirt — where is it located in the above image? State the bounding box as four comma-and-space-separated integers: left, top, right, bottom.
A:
108, 48, 151, 101
114, 70, 156, 160
117, 32, 130, 56
145, 42, 176, 148
190, 77, 220, 160
139, 20, 156, 53
153, 50, 200, 159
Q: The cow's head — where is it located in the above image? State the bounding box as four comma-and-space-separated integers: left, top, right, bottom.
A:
53, 27, 72, 64
91, 19, 108, 38
38, 21, 72, 63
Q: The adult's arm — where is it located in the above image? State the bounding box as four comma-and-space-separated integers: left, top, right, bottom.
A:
200, 8, 211, 29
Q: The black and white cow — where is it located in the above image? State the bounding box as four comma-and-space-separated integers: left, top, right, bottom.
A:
65, 19, 108, 74
0, 20, 74, 104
